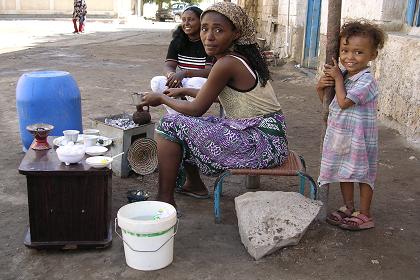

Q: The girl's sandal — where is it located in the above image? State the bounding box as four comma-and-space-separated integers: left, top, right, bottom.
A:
339, 212, 375, 231
326, 206, 354, 226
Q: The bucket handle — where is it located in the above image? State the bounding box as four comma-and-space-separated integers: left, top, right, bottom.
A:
114, 218, 179, 253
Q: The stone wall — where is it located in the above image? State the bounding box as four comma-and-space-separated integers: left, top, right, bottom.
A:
374, 34, 420, 145
254, 0, 307, 61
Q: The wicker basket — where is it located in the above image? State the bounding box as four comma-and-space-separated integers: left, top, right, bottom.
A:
127, 138, 158, 175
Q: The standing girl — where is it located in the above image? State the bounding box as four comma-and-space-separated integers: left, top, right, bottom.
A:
316, 21, 386, 230
72, 0, 87, 34
150, 6, 214, 114
141, 2, 288, 206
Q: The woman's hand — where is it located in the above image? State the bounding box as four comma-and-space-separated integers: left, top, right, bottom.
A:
139, 92, 163, 107
323, 57, 343, 81
163, 88, 185, 99
166, 71, 185, 88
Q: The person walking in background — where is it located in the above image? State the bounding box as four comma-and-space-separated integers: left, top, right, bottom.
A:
150, 6, 214, 114
73, 0, 87, 34
316, 21, 386, 230
140, 2, 288, 206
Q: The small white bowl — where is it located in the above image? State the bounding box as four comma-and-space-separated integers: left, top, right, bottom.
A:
86, 156, 113, 168
85, 146, 108, 156
56, 144, 85, 165
63, 130, 80, 143
83, 129, 100, 136
84, 135, 98, 147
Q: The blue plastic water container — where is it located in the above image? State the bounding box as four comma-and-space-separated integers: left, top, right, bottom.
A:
16, 71, 83, 150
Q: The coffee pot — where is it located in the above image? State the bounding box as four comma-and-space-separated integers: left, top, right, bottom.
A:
131, 93, 151, 125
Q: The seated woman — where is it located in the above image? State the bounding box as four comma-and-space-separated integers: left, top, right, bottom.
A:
141, 2, 288, 207
150, 6, 214, 114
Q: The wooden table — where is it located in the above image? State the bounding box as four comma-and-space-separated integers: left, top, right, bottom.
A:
18, 137, 112, 249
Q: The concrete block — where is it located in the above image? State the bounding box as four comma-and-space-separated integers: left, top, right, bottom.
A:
235, 191, 322, 260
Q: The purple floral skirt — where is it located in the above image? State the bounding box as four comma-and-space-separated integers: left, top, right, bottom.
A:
156, 111, 288, 180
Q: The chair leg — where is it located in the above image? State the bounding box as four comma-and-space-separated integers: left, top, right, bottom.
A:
213, 171, 230, 224
297, 171, 318, 199
297, 155, 318, 199
307, 175, 317, 199
298, 173, 306, 195
298, 155, 307, 171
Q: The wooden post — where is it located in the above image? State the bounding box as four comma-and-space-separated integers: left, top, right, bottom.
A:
318, 0, 342, 221
323, 0, 342, 114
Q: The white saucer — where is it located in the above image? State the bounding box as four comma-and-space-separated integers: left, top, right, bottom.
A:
96, 136, 113, 147
86, 156, 113, 168
53, 135, 83, 146
85, 146, 108, 156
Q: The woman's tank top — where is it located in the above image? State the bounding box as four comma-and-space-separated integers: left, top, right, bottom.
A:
218, 55, 282, 119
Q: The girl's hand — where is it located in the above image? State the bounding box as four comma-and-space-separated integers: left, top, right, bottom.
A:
139, 92, 163, 107
163, 88, 185, 98
166, 71, 185, 88
316, 75, 335, 91
323, 57, 343, 81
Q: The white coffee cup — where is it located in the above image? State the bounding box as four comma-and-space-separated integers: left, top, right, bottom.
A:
63, 130, 80, 143
84, 135, 98, 147
83, 129, 100, 136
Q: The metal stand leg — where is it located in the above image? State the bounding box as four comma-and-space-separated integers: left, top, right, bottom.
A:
298, 173, 306, 195
213, 171, 230, 224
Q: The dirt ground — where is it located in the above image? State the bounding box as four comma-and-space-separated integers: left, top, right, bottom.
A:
0, 19, 419, 280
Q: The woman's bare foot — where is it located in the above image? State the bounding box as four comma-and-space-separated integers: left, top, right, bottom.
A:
183, 179, 208, 196
177, 163, 210, 198
175, 179, 210, 199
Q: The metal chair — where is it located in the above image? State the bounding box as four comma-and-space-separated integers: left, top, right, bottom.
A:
213, 150, 318, 223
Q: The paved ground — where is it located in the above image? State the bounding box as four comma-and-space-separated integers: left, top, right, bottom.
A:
0, 19, 419, 280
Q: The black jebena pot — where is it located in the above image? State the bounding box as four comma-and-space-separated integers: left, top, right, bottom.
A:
133, 105, 151, 125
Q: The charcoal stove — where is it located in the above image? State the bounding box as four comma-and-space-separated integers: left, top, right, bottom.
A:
92, 113, 155, 177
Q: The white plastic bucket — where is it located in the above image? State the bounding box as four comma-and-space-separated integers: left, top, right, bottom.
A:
116, 201, 178, 271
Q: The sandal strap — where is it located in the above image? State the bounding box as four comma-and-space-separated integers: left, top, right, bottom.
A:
338, 206, 354, 216
345, 212, 372, 224
329, 206, 353, 221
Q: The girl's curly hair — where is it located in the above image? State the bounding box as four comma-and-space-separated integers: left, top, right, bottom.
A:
339, 20, 386, 50
171, 6, 203, 51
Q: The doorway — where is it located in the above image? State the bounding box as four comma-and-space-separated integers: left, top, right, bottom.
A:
303, 0, 322, 68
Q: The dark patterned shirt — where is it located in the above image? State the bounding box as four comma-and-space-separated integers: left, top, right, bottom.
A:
73, 0, 87, 19
166, 39, 213, 70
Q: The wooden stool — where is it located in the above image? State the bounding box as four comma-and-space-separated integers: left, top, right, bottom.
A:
213, 150, 318, 223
